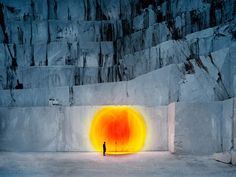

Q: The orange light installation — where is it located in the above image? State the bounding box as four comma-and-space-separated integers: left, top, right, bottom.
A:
89, 106, 147, 155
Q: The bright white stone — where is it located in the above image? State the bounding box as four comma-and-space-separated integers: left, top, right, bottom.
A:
213, 152, 231, 164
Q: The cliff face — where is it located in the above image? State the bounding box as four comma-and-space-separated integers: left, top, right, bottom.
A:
0, 0, 235, 106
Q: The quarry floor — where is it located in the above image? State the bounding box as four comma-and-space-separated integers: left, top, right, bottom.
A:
0, 152, 236, 177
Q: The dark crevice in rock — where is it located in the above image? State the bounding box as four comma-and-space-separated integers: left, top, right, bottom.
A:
85, 0, 91, 20
48, 0, 58, 19
53, 0, 58, 19
47, 1, 51, 45
74, 68, 80, 86
159, 47, 163, 68
143, 9, 149, 29
141, 0, 155, 9
190, 10, 202, 32
82, 51, 87, 67
210, 1, 217, 27
135, 1, 142, 15
6, 6, 20, 14
156, 8, 163, 23
107, 67, 111, 81
209, 53, 216, 66
96, 0, 107, 20
67, 8, 71, 21
98, 68, 102, 83
195, 58, 208, 73
17, 27, 23, 44
209, 53, 230, 98
30, 0, 36, 20
122, 19, 132, 36
184, 61, 195, 74
47, 21, 51, 43
98, 43, 102, 67
5, 44, 18, 72
116, 65, 122, 81
166, 16, 182, 40
0, 3, 9, 43
105, 23, 113, 41
189, 39, 200, 59
69, 86, 73, 106
113, 41, 118, 65
66, 43, 75, 65
45, 45, 48, 66
30, 19, 33, 44
30, 46, 35, 66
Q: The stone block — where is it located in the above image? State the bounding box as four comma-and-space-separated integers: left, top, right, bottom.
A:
0, 44, 6, 67
47, 42, 68, 65
137, 106, 168, 151
33, 43, 47, 66
6, 21, 31, 44
78, 42, 100, 67
0, 105, 168, 152
0, 86, 70, 107
222, 98, 234, 151
2, 0, 31, 20
213, 152, 231, 164
18, 66, 75, 89
232, 150, 236, 165
72, 64, 182, 106
32, 21, 48, 44
16, 44, 32, 66
234, 98, 236, 149
0, 107, 65, 151
171, 102, 222, 155
49, 21, 79, 42
57, 0, 86, 20
168, 103, 175, 153
73, 81, 128, 106
0, 67, 6, 89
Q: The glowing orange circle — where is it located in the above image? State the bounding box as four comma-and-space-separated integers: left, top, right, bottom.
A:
89, 106, 147, 155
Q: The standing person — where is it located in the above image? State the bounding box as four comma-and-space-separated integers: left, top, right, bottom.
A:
103, 142, 106, 156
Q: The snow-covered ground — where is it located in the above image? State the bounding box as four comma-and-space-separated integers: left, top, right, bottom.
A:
0, 152, 235, 177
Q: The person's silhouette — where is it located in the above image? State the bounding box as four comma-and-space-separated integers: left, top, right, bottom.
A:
103, 142, 106, 156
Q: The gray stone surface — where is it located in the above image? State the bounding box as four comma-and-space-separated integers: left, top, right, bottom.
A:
139, 106, 168, 151
73, 81, 128, 106
232, 150, 236, 165
234, 98, 236, 149
230, 43, 236, 97
0, 105, 168, 152
222, 98, 234, 151
169, 102, 222, 155
0, 152, 236, 177
72, 64, 182, 106
168, 103, 175, 153
213, 152, 232, 164
17, 66, 75, 89
0, 0, 235, 158
0, 86, 69, 107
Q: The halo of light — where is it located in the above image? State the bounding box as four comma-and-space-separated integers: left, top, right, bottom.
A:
89, 106, 147, 155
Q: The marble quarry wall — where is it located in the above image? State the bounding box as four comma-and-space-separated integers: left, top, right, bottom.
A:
0, 0, 235, 155
0, 98, 236, 155
0, 106, 168, 152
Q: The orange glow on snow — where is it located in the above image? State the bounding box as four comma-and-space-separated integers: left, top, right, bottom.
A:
89, 106, 147, 155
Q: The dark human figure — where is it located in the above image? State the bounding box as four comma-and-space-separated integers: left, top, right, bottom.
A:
103, 142, 106, 156
15, 80, 23, 89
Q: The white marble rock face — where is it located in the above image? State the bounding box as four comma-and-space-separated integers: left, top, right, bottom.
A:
169, 102, 223, 155
0, 106, 168, 152
0, 0, 235, 155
